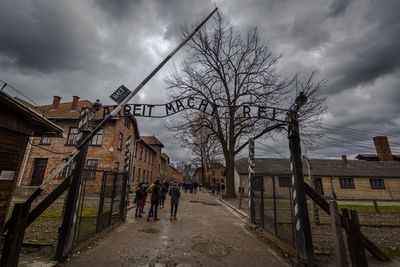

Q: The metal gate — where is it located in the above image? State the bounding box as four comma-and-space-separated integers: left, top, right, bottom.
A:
73, 169, 128, 245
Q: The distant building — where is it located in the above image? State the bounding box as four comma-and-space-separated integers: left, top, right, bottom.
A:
234, 136, 400, 200
132, 138, 157, 185
131, 136, 184, 185
193, 160, 226, 186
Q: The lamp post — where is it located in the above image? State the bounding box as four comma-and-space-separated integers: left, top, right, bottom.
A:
287, 92, 316, 265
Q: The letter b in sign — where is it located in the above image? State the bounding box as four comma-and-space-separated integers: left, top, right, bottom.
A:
110, 85, 131, 104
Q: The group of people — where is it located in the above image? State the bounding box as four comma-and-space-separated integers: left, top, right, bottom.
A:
134, 180, 181, 221
182, 181, 200, 194
211, 182, 225, 195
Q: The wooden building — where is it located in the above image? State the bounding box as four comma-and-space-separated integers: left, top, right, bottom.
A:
0, 92, 63, 232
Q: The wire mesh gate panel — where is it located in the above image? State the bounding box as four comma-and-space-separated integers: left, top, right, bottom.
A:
252, 175, 297, 249
72, 169, 128, 245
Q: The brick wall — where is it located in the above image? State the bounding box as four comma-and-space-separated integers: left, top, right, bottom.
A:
237, 173, 400, 201
132, 141, 156, 186
19, 117, 137, 193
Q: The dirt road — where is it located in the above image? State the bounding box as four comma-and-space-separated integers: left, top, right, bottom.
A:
64, 190, 289, 267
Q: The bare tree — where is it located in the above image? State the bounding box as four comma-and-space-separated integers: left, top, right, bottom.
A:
166, 12, 326, 197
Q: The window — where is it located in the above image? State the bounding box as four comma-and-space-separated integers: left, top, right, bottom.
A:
114, 162, 120, 171
212, 170, 215, 175
86, 159, 98, 179
340, 178, 355, 189
67, 127, 79, 145
212, 178, 216, 185
118, 133, 123, 150
279, 176, 291, 187
40, 137, 51, 145
314, 178, 324, 195
144, 150, 147, 163
60, 163, 72, 178
143, 169, 145, 181
370, 179, 385, 190
90, 129, 103, 145
140, 147, 143, 160
124, 117, 131, 129
138, 168, 141, 181
132, 167, 135, 180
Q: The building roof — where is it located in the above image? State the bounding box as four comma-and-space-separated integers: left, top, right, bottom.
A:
141, 136, 164, 147
38, 99, 93, 119
36, 98, 140, 140
235, 157, 400, 178
161, 153, 169, 160
139, 139, 156, 153
0, 92, 63, 137
356, 154, 400, 161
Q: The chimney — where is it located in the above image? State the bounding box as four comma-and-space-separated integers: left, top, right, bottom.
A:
373, 136, 393, 161
341, 155, 348, 164
71, 96, 79, 110
52, 96, 61, 109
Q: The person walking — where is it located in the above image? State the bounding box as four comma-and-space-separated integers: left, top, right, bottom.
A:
134, 183, 144, 218
160, 181, 168, 208
217, 182, 221, 195
169, 181, 181, 220
146, 180, 161, 221
221, 182, 225, 196
141, 181, 149, 214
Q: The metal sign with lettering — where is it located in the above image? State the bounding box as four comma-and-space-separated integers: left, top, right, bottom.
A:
110, 85, 131, 104
101, 96, 287, 122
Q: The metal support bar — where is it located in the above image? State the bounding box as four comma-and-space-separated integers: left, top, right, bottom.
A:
55, 129, 90, 260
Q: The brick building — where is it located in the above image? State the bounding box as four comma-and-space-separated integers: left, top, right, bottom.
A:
193, 160, 226, 186
167, 164, 184, 182
132, 139, 156, 184
18, 96, 140, 193
234, 136, 400, 200
139, 136, 164, 181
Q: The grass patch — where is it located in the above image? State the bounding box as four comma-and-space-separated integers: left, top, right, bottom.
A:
337, 204, 400, 213
39, 207, 100, 218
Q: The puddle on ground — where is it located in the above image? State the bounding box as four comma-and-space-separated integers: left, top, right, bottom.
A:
140, 227, 160, 234
193, 241, 228, 257
188, 200, 220, 206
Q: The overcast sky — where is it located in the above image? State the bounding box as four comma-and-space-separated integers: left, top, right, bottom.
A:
1, 0, 400, 163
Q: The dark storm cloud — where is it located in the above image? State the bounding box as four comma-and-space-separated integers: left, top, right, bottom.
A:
95, 0, 137, 19
0, 1, 101, 73
1, 0, 399, 161
328, 0, 351, 18
324, 0, 400, 94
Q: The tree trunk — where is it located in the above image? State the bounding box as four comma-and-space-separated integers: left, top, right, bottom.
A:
225, 155, 236, 198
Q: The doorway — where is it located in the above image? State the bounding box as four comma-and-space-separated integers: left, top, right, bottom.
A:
31, 158, 48, 186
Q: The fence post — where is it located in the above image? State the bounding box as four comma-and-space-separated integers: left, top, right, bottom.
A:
342, 208, 368, 267
287, 110, 316, 265
372, 200, 380, 214
248, 138, 256, 223
0, 202, 30, 266
329, 200, 348, 267
55, 107, 91, 260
